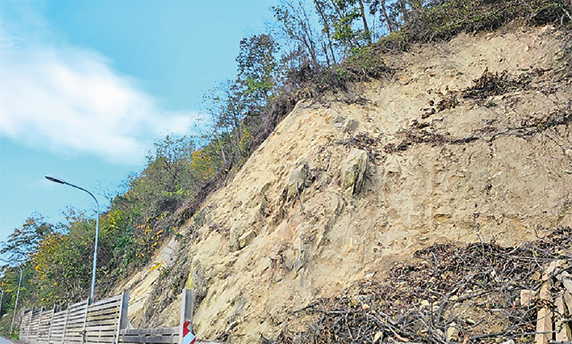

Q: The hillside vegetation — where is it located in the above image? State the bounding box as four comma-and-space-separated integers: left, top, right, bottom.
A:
1, 0, 572, 341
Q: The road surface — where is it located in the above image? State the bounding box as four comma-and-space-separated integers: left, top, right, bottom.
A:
0, 336, 21, 344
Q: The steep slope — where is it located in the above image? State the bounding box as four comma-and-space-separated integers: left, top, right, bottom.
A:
115, 24, 572, 343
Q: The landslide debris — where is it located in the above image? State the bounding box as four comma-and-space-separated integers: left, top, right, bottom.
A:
277, 227, 572, 344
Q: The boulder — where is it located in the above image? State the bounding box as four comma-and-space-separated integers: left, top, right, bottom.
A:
341, 149, 368, 194
446, 323, 460, 342
238, 230, 256, 249
287, 163, 309, 200
343, 118, 359, 132
229, 210, 258, 251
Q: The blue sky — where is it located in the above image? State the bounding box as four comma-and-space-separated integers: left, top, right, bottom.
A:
0, 0, 278, 244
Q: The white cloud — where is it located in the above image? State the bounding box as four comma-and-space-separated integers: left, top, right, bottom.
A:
0, 5, 204, 165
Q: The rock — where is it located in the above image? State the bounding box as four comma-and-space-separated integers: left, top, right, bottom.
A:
229, 223, 244, 251
539, 281, 552, 302
534, 281, 554, 344
499, 340, 515, 344
446, 323, 459, 342
520, 289, 536, 307
246, 182, 271, 208
341, 149, 368, 194
287, 163, 309, 200
343, 118, 359, 132
293, 246, 309, 273
229, 214, 257, 251
329, 194, 344, 216
238, 230, 256, 249
536, 283, 554, 344
563, 291, 572, 313
531, 271, 542, 281
535, 307, 553, 344
331, 115, 346, 127
186, 260, 207, 306
559, 271, 572, 294
160, 238, 180, 268
542, 259, 566, 280
420, 300, 430, 308
555, 295, 572, 341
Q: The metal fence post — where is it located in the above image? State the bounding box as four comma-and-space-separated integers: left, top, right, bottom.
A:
178, 289, 195, 344
114, 291, 130, 344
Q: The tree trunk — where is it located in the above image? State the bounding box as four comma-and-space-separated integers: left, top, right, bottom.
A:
357, 0, 372, 44
313, 0, 337, 65
379, 0, 395, 32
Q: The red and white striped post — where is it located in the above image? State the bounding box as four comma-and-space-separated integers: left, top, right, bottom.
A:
179, 289, 195, 344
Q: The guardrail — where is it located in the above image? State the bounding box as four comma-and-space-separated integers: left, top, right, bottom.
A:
18, 289, 198, 344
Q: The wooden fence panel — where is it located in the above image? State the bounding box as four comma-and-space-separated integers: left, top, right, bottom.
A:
119, 328, 179, 344
49, 308, 68, 344
27, 308, 42, 344
63, 299, 89, 344
84, 292, 125, 344
36, 308, 55, 343
19, 309, 33, 342
17, 289, 209, 344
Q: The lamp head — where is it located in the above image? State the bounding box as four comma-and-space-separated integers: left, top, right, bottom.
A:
45, 175, 66, 184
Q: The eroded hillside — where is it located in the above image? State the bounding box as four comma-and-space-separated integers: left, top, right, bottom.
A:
114, 24, 572, 343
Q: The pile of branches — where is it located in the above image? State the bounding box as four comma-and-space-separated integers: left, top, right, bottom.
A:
384, 129, 478, 153
276, 227, 572, 344
462, 68, 546, 99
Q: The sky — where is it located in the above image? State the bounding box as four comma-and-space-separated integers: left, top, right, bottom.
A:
0, 0, 279, 246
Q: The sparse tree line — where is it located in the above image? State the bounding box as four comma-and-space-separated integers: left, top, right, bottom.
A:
1, 0, 570, 336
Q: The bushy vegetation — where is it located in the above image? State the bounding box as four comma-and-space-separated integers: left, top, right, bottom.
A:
375, 0, 572, 51
1, 0, 570, 337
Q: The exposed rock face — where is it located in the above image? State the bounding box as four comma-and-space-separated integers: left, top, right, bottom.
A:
115, 25, 572, 343
341, 149, 368, 194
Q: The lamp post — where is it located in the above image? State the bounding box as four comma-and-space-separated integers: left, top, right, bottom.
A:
45, 176, 100, 302
0, 259, 22, 334
0, 289, 4, 316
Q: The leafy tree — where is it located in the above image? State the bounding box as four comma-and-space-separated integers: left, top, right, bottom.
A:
203, 34, 280, 166
30, 209, 95, 304
1, 214, 53, 263
114, 135, 197, 223
329, 0, 374, 51
0, 264, 31, 317
273, 0, 321, 68
370, 0, 398, 32
237, 34, 280, 103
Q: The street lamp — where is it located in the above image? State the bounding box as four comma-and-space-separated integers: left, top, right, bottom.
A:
45, 176, 100, 302
0, 259, 22, 334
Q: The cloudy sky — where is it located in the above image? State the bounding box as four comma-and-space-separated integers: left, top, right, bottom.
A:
0, 0, 278, 244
